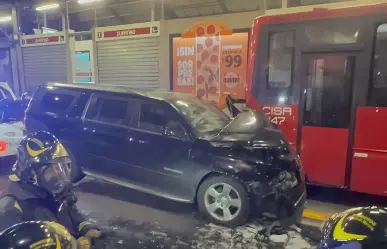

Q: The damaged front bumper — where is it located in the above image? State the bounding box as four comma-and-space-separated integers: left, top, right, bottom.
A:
247, 161, 306, 227
249, 181, 306, 227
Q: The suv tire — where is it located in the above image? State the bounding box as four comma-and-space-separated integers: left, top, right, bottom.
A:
197, 175, 250, 227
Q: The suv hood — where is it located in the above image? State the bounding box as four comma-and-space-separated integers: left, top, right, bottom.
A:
209, 110, 288, 148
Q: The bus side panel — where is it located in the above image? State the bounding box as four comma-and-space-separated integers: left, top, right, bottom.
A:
301, 127, 348, 187
246, 16, 270, 109
351, 107, 387, 196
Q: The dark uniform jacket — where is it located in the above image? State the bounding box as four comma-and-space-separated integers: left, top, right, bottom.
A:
0, 175, 92, 236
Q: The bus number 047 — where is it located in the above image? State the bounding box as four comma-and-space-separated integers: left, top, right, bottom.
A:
270, 116, 285, 125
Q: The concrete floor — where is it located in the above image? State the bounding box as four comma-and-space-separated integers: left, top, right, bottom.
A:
0, 174, 385, 248
75, 177, 319, 249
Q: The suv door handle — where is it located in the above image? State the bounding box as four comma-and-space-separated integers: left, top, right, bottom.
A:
128, 137, 149, 144
83, 127, 96, 133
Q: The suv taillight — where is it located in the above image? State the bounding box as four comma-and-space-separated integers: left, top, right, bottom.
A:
0, 141, 7, 152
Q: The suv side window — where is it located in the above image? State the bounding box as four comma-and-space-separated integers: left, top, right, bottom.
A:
40, 92, 77, 114
68, 93, 90, 118
85, 95, 131, 126
138, 102, 187, 138
139, 104, 166, 134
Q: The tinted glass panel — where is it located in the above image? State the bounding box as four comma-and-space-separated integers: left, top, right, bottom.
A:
369, 23, 387, 107
172, 98, 229, 135
40, 92, 75, 114
85, 96, 130, 126
304, 22, 359, 45
99, 99, 128, 125
267, 31, 294, 103
0, 86, 13, 99
139, 104, 166, 134
303, 55, 354, 128
85, 97, 102, 120
68, 93, 90, 118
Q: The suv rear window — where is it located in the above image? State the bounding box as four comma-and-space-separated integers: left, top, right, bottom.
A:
40, 92, 75, 114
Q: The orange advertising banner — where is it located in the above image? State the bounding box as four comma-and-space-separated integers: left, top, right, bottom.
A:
219, 32, 248, 109
173, 37, 196, 94
172, 23, 248, 109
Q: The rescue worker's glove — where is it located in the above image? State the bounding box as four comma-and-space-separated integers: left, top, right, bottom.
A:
78, 221, 102, 238
77, 236, 91, 249
84, 229, 102, 239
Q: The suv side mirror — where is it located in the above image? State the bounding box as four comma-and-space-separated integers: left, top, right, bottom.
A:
164, 120, 188, 139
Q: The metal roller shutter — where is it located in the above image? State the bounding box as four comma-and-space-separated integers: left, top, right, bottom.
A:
95, 22, 160, 89
20, 33, 68, 92
22, 45, 67, 92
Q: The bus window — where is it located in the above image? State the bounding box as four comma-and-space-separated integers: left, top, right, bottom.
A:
369, 23, 387, 107
303, 55, 354, 128
267, 31, 294, 104
304, 22, 359, 45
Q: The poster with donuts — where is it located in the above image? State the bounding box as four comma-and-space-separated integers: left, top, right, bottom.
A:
173, 21, 248, 110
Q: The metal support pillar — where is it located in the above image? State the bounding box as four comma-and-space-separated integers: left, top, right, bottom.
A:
64, 0, 73, 84
11, 7, 22, 95
161, 0, 165, 20
92, 27, 99, 84
37, 14, 40, 29
94, 8, 98, 27
151, 0, 155, 21
282, 0, 288, 8
61, 13, 66, 31
43, 12, 47, 27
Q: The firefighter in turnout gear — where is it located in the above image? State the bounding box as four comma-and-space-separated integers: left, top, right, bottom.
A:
0, 131, 101, 249
319, 206, 387, 249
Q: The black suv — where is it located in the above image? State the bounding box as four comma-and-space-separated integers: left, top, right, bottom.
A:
25, 83, 306, 227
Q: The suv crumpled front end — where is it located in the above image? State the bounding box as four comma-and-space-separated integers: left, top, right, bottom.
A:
208, 110, 306, 227
247, 152, 306, 227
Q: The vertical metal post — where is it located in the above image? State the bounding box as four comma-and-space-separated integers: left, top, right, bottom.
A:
161, 0, 165, 20
92, 27, 99, 84
11, 7, 21, 96
282, 0, 288, 8
43, 12, 47, 27
61, 13, 66, 31
66, 1, 70, 31
37, 13, 40, 29
64, 0, 73, 84
151, 0, 155, 21
94, 8, 98, 27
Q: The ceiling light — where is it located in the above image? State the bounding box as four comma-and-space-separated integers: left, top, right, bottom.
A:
0, 16, 12, 23
78, 0, 103, 4
36, 3, 60, 11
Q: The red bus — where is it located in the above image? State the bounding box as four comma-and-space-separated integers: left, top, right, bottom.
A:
246, 3, 387, 196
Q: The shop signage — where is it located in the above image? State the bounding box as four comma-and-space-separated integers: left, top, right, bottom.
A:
21, 34, 65, 47
172, 21, 248, 109
96, 22, 160, 41
75, 72, 92, 77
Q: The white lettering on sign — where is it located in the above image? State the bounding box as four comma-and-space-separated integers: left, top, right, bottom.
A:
177, 60, 194, 86
177, 46, 195, 57
117, 29, 136, 36
262, 106, 292, 125
35, 38, 49, 43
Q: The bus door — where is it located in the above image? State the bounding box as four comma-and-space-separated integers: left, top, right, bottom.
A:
300, 53, 356, 187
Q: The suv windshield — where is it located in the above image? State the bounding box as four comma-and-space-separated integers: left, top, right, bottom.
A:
171, 98, 230, 135
0, 86, 13, 101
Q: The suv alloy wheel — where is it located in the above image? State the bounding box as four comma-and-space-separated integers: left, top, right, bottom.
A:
197, 176, 250, 227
